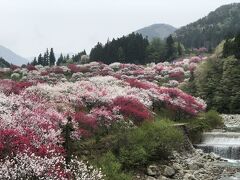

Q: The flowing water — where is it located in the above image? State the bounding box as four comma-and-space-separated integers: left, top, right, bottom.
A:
195, 115, 240, 179
196, 132, 240, 159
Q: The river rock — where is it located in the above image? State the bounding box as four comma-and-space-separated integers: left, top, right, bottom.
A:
208, 152, 221, 161
183, 173, 196, 180
195, 149, 204, 155
187, 163, 199, 170
147, 165, 160, 176
157, 175, 170, 180
172, 163, 182, 171
163, 166, 175, 177
146, 176, 157, 180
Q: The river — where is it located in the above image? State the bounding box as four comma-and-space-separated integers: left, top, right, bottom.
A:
196, 115, 240, 179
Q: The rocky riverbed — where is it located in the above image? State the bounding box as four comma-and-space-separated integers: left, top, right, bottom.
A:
133, 114, 240, 180
134, 149, 240, 180
221, 114, 240, 129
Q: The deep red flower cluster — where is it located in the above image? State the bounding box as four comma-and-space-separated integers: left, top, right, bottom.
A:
169, 71, 185, 81
124, 77, 157, 89
68, 64, 81, 73
48, 67, 65, 74
113, 96, 152, 124
0, 129, 31, 158
26, 64, 37, 71
10, 64, 20, 71
74, 112, 97, 137
40, 71, 49, 76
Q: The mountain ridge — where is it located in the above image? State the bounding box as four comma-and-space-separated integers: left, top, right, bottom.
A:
135, 23, 177, 40
0, 45, 28, 66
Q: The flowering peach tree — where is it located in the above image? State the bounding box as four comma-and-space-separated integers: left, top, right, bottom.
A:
0, 56, 207, 178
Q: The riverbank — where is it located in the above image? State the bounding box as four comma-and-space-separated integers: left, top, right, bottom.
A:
134, 149, 240, 180
221, 114, 240, 129
133, 114, 240, 179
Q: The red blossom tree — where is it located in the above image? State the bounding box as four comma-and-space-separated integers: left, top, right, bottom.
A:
113, 96, 153, 124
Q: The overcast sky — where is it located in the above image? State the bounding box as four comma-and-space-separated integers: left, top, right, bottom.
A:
0, 0, 240, 58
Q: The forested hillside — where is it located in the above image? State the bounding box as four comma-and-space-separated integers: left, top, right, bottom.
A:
90, 33, 184, 64
182, 33, 240, 113
175, 3, 240, 49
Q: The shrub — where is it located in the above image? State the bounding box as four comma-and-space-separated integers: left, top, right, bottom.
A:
115, 120, 184, 168
98, 152, 132, 180
187, 110, 223, 143
11, 73, 21, 81
203, 110, 224, 129
187, 118, 208, 144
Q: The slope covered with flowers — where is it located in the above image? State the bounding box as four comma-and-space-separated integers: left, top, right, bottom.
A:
0, 56, 207, 179
0, 56, 207, 87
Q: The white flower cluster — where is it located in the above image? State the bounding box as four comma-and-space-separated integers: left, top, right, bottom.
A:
0, 153, 103, 180
25, 76, 153, 108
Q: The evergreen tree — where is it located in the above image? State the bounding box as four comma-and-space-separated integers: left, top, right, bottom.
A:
90, 43, 104, 61
117, 47, 125, 62
43, 49, 49, 66
193, 55, 240, 113
49, 48, 56, 66
222, 33, 240, 59
221, 57, 240, 113
37, 54, 43, 66
195, 58, 223, 111
72, 50, 87, 63
177, 42, 183, 56
222, 39, 232, 58
66, 54, 70, 61
31, 57, 38, 66
234, 33, 240, 59
165, 35, 176, 61
146, 38, 165, 63
89, 33, 149, 64
61, 116, 74, 165
57, 53, 64, 66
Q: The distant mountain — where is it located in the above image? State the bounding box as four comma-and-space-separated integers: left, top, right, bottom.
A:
0, 45, 28, 66
175, 3, 240, 49
135, 23, 177, 40
0, 57, 10, 68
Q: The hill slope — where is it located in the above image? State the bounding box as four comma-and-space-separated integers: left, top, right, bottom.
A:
135, 23, 177, 40
0, 45, 28, 65
175, 3, 240, 49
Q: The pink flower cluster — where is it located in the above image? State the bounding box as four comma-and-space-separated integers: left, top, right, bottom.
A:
0, 79, 34, 95
0, 56, 207, 88
0, 57, 207, 178
0, 91, 102, 178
